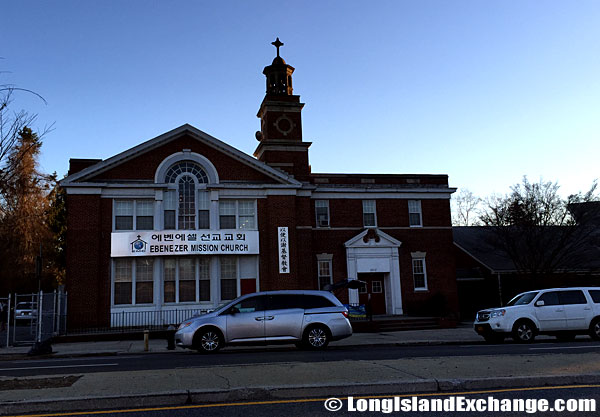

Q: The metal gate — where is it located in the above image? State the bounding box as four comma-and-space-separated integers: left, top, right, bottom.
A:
3, 291, 67, 347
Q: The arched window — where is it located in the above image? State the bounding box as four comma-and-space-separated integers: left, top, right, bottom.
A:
165, 161, 208, 184
163, 161, 210, 230
178, 175, 195, 230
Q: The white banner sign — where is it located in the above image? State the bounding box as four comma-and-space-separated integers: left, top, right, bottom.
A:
278, 227, 290, 274
111, 230, 259, 257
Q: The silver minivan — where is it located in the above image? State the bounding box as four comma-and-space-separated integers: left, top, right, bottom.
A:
175, 290, 353, 353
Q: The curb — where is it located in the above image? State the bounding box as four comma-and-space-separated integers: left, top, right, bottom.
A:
0, 339, 486, 361
2, 374, 600, 416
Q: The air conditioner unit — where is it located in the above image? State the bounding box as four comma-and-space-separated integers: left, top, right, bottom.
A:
317, 217, 329, 227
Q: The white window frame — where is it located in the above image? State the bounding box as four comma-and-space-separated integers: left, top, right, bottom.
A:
219, 200, 257, 230
362, 200, 377, 227
411, 252, 428, 291
408, 200, 423, 227
315, 200, 330, 228
113, 200, 155, 231
317, 254, 333, 290
112, 258, 155, 306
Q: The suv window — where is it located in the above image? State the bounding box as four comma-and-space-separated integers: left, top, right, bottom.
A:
506, 292, 538, 306
538, 291, 560, 306
589, 290, 600, 303
266, 294, 304, 310
558, 290, 587, 305
230, 295, 266, 313
303, 295, 335, 309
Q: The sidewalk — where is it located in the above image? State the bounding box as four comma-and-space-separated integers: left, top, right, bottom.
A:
0, 325, 484, 358
1, 326, 599, 416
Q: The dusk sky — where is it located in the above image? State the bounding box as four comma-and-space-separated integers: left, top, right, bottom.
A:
3, 1, 599, 198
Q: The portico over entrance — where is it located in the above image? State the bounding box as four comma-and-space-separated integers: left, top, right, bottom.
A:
345, 229, 403, 315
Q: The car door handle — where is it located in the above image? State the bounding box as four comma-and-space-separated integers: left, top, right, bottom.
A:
265, 316, 274, 320
584, 307, 591, 310
555, 309, 564, 312
254, 317, 265, 321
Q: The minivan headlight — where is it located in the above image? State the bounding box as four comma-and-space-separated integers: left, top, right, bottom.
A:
490, 309, 506, 318
178, 321, 193, 331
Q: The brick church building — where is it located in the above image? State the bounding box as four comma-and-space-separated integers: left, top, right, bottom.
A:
61, 39, 459, 329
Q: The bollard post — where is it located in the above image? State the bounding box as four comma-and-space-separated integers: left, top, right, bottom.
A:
167, 325, 176, 350
144, 330, 149, 352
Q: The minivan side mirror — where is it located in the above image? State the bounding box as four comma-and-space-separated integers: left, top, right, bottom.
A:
535, 300, 545, 307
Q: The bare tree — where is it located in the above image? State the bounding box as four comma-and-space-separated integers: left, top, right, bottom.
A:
480, 176, 599, 275
0, 84, 51, 195
452, 188, 482, 226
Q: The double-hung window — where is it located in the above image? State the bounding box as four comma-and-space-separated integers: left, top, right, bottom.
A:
411, 253, 428, 291
113, 258, 155, 305
219, 200, 256, 229
363, 200, 376, 227
317, 258, 333, 290
114, 200, 154, 230
220, 257, 237, 300
315, 200, 330, 228
408, 200, 422, 227
197, 191, 210, 229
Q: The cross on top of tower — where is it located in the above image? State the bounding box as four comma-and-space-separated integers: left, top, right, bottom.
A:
272, 37, 284, 57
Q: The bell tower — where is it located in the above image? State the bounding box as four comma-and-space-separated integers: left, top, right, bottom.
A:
254, 38, 311, 181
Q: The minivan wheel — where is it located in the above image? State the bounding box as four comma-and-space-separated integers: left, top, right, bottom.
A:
194, 328, 222, 353
512, 320, 536, 343
303, 325, 330, 350
590, 318, 600, 341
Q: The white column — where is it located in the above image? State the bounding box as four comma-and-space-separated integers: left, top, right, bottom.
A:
390, 249, 403, 315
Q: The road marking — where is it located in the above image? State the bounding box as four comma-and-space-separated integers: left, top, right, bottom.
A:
530, 345, 600, 351
11, 356, 143, 364
0, 363, 119, 371
5, 384, 600, 417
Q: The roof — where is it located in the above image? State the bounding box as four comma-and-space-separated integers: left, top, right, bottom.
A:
453, 226, 600, 274
453, 227, 517, 273
61, 124, 301, 187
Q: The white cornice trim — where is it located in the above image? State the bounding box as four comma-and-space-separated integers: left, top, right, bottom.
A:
311, 190, 455, 199
60, 124, 301, 187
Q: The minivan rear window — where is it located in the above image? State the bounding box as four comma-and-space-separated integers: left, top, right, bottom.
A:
303, 295, 335, 309
266, 294, 304, 310
588, 290, 600, 304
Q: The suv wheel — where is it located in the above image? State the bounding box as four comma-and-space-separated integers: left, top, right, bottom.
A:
194, 328, 223, 353
512, 320, 536, 343
303, 325, 330, 350
589, 318, 600, 341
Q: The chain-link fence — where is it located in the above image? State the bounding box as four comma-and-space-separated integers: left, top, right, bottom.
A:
0, 291, 67, 347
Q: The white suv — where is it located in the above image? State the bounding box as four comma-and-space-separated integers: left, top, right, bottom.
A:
474, 287, 600, 343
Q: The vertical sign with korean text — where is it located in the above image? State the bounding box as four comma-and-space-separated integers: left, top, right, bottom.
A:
278, 227, 290, 274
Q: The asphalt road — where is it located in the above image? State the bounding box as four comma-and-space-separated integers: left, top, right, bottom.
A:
1, 340, 600, 377
8, 385, 598, 417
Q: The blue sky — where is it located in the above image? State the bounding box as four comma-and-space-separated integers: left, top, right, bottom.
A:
2, 1, 599, 198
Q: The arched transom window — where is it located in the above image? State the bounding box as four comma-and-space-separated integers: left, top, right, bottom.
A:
165, 161, 208, 184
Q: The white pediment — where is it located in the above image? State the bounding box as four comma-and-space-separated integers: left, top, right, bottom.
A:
344, 228, 402, 249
